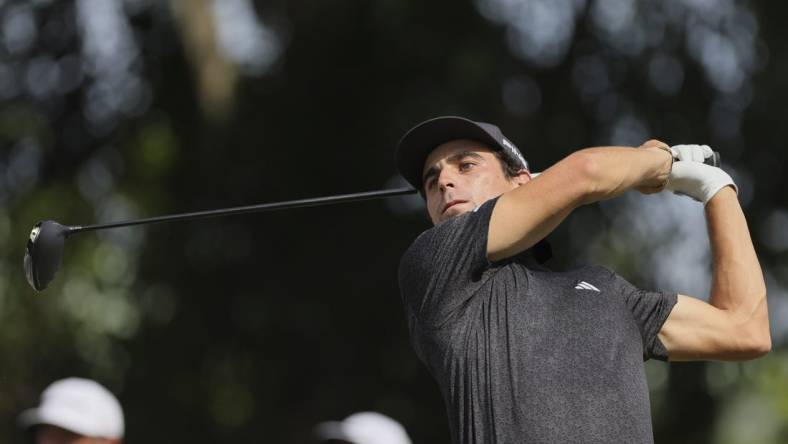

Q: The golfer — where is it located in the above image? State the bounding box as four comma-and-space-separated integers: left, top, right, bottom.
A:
395, 116, 770, 443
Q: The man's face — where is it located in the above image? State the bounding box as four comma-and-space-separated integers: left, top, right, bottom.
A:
422, 139, 530, 224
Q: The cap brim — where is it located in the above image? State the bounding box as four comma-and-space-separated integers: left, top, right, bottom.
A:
395, 116, 505, 189
18, 408, 40, 428
19, 407, 111, 438
315, 421, 353, 442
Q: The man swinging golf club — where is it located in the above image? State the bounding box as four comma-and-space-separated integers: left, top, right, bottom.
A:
395, 116, 771, 443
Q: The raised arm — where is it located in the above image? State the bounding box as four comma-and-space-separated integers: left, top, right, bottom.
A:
658, 187, 771, 360
488, 142, 672, 261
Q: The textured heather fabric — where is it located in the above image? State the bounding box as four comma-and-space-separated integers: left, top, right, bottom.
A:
398, 197, 677, 444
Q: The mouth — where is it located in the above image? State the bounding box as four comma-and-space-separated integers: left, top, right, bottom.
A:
442, 200, 468, 214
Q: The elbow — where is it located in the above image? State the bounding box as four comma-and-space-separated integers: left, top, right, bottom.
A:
756, 336, 772, 357
739, 334, 771, 360
567, 151, 602, 205
745, 292, 772, 359
747, 330, 772, 358
737, 315, 772, 360
722, 333, 770, 361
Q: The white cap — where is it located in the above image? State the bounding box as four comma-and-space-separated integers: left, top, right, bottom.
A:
316, 411, 412, 444
19, 377, 124, 439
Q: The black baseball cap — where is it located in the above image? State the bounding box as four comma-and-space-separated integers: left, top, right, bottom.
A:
395, 116, 530, 189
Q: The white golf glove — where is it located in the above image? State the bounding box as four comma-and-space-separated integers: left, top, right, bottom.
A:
667, 161, 738, 205
670, 144, 715, 163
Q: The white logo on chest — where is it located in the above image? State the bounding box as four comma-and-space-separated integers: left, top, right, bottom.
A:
574, 281, 600, 292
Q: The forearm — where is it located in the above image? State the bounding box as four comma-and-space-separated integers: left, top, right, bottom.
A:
656, 169, 769, 361
575, 145, 672, 204
706, 187, 770, 340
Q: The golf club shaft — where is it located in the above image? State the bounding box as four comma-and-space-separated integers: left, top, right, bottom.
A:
66, 150, 721, 234
69, 187, 418, 234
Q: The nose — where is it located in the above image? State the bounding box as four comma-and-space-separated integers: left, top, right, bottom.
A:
437, 169, 457, 192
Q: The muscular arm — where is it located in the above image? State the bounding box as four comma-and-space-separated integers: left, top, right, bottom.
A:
488, 144, 672, 261
658, 187, 771, 361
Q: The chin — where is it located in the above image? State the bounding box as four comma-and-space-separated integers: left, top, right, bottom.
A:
439, 204, 472, 222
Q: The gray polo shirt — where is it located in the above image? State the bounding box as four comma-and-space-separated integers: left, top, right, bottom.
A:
398, 196, 677, 444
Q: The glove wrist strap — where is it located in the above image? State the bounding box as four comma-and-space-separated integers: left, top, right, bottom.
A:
652, 145, 675, 188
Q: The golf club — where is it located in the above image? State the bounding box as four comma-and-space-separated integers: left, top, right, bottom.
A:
24, 150, 721, 292
24, 187, 418, 292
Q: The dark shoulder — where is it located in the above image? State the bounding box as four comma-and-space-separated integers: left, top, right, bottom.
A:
398, 212, 478, 279
402, 212, 474, 256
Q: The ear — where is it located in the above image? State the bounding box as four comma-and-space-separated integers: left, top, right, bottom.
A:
512, 169, 532, 186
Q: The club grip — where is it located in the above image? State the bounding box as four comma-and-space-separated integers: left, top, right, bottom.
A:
706, 151, 721, 167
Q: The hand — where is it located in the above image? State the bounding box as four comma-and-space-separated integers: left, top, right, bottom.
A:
635, 139, 672, 194
667, 162, 738, 205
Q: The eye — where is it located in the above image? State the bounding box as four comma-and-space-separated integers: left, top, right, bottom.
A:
459, 161, 475, 171
424, 177, 436, 190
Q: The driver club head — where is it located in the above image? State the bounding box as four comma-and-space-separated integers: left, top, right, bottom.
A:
24, 220, 70, 292
18, 187, 419, 292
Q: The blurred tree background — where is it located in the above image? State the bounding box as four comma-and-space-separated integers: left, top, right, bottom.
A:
1, 0, 787, 442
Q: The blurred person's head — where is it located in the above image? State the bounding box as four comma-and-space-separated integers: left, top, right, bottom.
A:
19, 377, 124, 444
396, 116, 532, 225
315, 411, 412, 444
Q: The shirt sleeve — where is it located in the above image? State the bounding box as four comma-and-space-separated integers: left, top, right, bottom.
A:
398, 197, 497, 329
607, 269, 678, 361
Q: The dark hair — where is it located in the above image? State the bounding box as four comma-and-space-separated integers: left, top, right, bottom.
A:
493, 149, 527, 178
